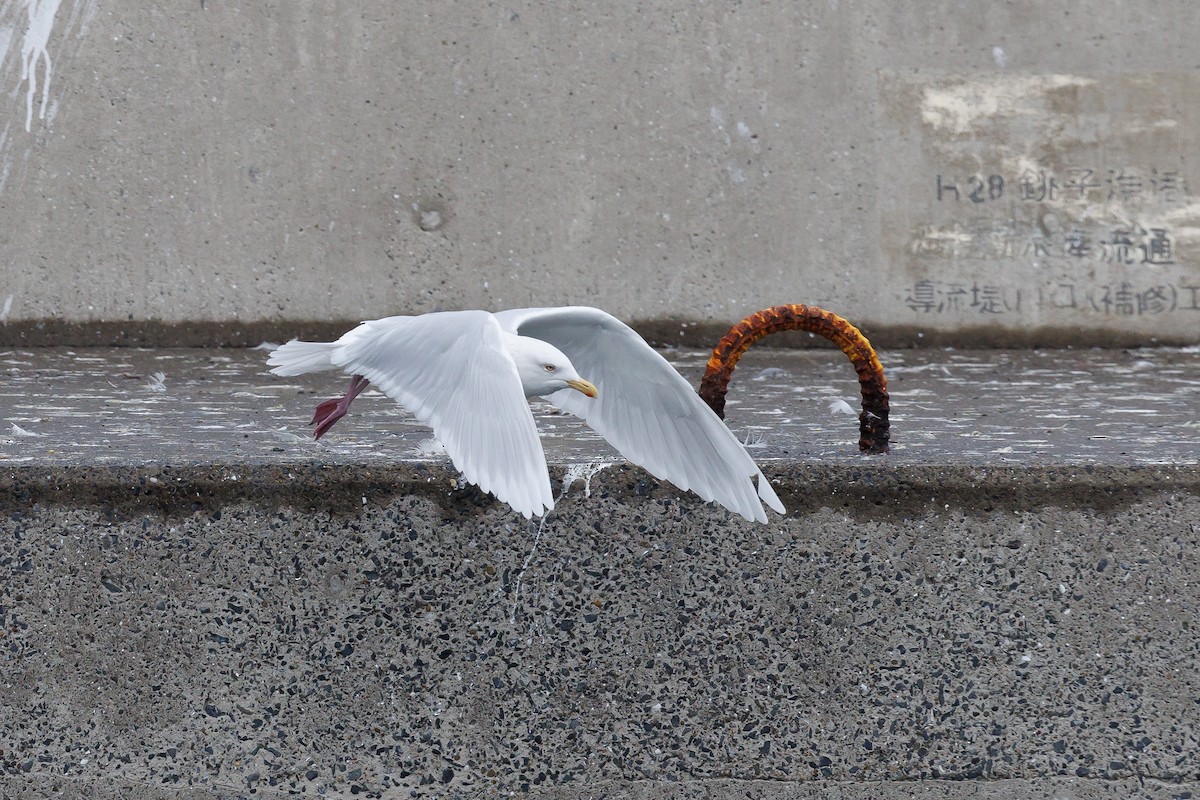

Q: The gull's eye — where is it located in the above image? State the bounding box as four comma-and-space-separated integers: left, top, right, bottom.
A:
543, 364, 557, 373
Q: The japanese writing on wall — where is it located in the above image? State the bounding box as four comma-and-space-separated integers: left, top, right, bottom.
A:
934, 165, 1187, 206
904, 162, 1197, 317
904, 279, 1200, 317
911, 219, 1176, 266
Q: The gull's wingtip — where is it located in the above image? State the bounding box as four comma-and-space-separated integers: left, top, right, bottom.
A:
757, 472, 785, 516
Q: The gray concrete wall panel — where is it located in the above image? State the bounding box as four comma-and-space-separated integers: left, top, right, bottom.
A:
1, 3, 1198, 344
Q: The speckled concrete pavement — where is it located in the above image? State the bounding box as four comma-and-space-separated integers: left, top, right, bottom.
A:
2, 346, 1198, 799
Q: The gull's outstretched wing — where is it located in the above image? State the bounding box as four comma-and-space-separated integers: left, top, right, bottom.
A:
329, 310, 553, 518
494, 306, 784, 523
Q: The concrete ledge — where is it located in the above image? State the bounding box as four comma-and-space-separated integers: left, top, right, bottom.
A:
4, 462, 1199, 517
2, 319, 1195, 350
3, 461, 1198, 798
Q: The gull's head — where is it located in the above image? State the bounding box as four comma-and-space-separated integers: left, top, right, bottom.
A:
507, 334, 598, 399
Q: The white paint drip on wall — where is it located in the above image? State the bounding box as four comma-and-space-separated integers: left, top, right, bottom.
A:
0, 121, 11, 193
0, 0, 98, 135
0, 294, 13, 321
19, 0, 62, 132
0, 0, 96, 200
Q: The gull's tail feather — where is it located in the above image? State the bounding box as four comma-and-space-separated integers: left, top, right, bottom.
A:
267, 340, 341, 376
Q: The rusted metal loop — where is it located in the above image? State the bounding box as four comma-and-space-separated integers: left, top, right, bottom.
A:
699, 304, 890, 454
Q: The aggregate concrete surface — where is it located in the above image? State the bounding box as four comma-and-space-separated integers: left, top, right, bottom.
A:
2, 346, 1199, 799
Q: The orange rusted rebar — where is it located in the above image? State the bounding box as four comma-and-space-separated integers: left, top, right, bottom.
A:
700, 305, 890, 453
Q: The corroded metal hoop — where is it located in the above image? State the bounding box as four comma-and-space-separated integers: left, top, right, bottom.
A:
699, 304, 890, 453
